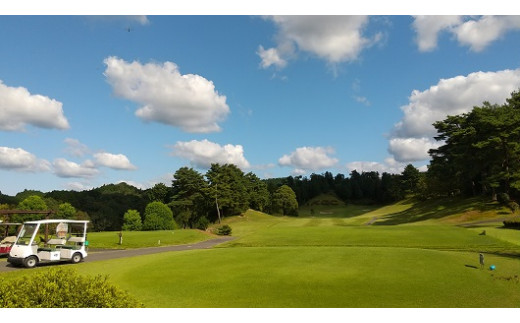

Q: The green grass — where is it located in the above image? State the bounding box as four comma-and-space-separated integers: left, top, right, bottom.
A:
467, 226, 520, 246
372, 196, 514, 225
4, 244, 518, 307
2, 197, 520, 307
87, 229, 214, 249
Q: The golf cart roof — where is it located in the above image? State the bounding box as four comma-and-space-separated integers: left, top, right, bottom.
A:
23, 219, 89, 225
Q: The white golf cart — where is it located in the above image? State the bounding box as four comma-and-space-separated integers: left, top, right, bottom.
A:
0, 221, 22, 257
8, 219, 89, 268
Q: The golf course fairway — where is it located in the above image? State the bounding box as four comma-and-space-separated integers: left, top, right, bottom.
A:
2, 207, 519, 307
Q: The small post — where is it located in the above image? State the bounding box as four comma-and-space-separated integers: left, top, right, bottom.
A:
118, 231, 123, 245
479, 253, 484, 269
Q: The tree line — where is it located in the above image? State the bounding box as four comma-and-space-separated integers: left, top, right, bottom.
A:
425, 89, 520, 205
3, 90, 517, 231
1, 163, 422, 231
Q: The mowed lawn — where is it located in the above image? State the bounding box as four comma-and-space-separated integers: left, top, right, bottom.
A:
80, 210, 520, 307
73, 245, 520, 307
2, 208, 519, 307
86, 229, 213, 249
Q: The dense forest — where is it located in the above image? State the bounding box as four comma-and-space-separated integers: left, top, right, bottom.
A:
1, 90, 519, 231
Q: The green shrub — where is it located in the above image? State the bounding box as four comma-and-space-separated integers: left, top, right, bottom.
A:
497, 193, 510, 204
503, 220, 520, 229
507, 201, 519, 213
216, 224, 232, 236
0, 267, 143, 308
195, 216, 210, 230
122, 209, 142, 231
143, 201, 176, 230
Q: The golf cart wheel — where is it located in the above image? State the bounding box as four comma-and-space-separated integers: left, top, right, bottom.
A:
71, 252, 82, 264
23, 256, 38, 269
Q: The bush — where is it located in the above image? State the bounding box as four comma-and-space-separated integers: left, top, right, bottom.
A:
497, 193, 510, 204
507, 201, 519, 213
195, 216, 210, 230
142, 201, 176, 230
0, 267, 142, 308
216, 224, 232, 236
503, 220, 520, 229
122, 209, 142, 231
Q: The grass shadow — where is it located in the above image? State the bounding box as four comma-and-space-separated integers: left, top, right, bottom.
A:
373, 196, 501, 225
299, 204, 380, 219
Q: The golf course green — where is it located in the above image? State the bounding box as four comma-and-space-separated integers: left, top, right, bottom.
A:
2, 198, 519, 307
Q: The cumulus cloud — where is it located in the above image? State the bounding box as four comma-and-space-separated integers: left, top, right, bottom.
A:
413, 16, 520, 52
93, 152, 137, 170
388, 138, 441, 163
64, 182, 93, 192
64, 138, 90, 157
259, 16, 380, 69
0, 146, 51, 172
171, 139, 250, 169
53, 158, 99, 178
412, 16, 462, 52
393, 69, 520, 139
118, 173, 173, 191
257, 46, 287, 69
104, 56, 230, 133
0, 80, 70, 131
454, 16, 520, 52
389, 68, 520, 163
347, 157, 409, 174
279, 146, 338, 171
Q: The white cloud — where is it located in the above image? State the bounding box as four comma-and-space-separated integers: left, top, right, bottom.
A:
413, 16, 520, 52
259, 16, 380, 69
389, 68, 520, 163
388, 138, 441, 163
347, 157, 408, 174
412, 15, 462, 52
0, 146, 51, 172
94, 152, 137, 170
64, 181, 93, 192
171, 139, 250, 169
257, 46, 287, 69
53, 158, 99, 178
104, 56, 230, 133
454, 16, 520, 52
279, 146, 338, 171
393, 68, 520, 139
0, 80, 70, 131
64, 138, 90, 157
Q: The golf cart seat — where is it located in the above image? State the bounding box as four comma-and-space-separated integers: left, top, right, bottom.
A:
68, 237, 85, 243
0, 236, 17, 244
47, 238, 66, 246
60, 236, 85, 250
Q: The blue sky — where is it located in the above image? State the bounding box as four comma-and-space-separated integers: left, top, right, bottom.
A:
2, 8, 520, 195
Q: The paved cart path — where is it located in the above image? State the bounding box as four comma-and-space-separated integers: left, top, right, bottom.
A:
0, 236, 235, 273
